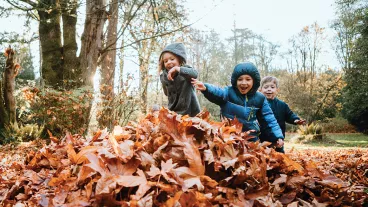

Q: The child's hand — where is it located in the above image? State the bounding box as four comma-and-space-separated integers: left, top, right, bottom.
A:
191, 78, 206, 91
294, 119, 306, 125
167, 66, 180, 81
276, 139, 284, 148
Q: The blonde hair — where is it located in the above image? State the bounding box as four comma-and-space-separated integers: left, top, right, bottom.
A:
158, 52, 186, 72
261, 76, 279, 88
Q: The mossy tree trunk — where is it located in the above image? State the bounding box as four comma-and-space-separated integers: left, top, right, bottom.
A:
37, 0, 63, 88
61, 0, 80, 88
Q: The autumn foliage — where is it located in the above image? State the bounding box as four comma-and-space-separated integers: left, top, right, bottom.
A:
19, 87, 93, 136
0, 108, 367, 206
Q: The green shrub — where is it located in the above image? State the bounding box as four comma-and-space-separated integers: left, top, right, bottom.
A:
318, 117, 357, 133
0, 123, 44, 144
297, 122, 323, 135
290, 123, 327, 144
21, 86, 93, 137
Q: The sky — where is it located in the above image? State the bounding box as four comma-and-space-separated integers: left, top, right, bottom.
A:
185, 0, 336, 43
184, 0, 340, 69
0, 0, 341, 80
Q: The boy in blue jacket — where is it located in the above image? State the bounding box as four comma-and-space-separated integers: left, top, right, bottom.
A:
191, 62, 284, 143
259, 76, 306, 153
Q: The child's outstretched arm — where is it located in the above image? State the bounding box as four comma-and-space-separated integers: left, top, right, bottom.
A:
285, 103, 306, 125
294, 119, 306, 125
167, 66, 198, 81
191, 78, 227, 106
191, 78, 206, 91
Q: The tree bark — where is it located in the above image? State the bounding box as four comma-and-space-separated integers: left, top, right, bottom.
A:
3, 48, 18, 124
0, 80, 8, 129
61, 0, 80, 88
37, 0, 63, 88
118, 40, 125, 93
138, 39, 155, 114
98, 0, 119, 129
79, 0, 107, 86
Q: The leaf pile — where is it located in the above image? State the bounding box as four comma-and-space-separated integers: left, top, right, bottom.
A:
0, 108, 367, 206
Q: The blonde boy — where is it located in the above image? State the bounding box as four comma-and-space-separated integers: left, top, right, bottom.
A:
259, 76, 305, 152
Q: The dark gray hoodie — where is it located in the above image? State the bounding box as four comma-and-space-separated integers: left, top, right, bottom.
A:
159, 43, 201, 117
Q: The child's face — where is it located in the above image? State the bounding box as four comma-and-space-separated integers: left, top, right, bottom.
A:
162, 52, 180, 70
260, 81, 278, 100
236, 75, 253, 95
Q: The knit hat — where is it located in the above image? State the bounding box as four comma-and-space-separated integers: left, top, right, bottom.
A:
159, 42, 187, 63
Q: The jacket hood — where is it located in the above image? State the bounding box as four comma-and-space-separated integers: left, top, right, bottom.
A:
159, 42, 187, 63
230, 62, 261, 95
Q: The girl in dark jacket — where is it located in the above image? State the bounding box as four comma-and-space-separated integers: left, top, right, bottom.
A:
159, 43, 200, 117
191, 62, 283, 143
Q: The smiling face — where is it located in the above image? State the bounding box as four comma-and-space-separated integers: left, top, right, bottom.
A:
260, 81, 278, 100
162, 52, 180, 71
236, 74, 253, 95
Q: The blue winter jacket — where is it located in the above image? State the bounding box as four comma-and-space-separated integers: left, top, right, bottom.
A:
201, 62, 284, 141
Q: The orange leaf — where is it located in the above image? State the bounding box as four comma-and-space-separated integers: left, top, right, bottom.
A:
66, 144, 77, 164
164, 191, 183, 207
84, 153, 108, 176
75, 146, 103, 164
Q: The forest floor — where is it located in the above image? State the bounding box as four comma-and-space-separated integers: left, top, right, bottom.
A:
0, 130, 367, 206
1, 133, 367, 166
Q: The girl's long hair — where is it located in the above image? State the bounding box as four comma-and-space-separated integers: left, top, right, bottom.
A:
158, 52, 186, 73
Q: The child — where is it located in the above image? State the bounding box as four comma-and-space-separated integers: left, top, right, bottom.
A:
259, 76, 306, 153
159, 42, 200, 117
191, 62, 283, 142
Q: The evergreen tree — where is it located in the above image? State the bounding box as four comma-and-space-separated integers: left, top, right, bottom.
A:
342, 8, 368, 133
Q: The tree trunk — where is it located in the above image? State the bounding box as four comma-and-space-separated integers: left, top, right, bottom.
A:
139, 39, 155, 114
118, 40, 125, 93
0, 80, 9, 129
38, 0, 63, 88
3, 48, 18, 124
79, 0, 107, 86
61, 0, 80, 88
98, 0, 119, 129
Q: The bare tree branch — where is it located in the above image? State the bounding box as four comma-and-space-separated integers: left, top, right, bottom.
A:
101, 0, 147, 53
5, 0, 34, 11
106, 23, 193, 52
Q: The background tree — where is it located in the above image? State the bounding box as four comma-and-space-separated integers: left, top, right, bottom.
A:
0, 47, 20, 134
283, 23, 328, 121
331, 0, 365, 71
3, 0, 189, 133
0, 50, 7, 130
97, 0, 119, 129
342, 6, 368, 134
128, 0, 186, 114
227, 26, 254, 65
252, 35, 279, 76
186, 29, 232, 118
16, 45, 35, 80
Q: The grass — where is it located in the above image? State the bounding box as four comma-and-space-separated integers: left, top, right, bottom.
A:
284, 133, 368, 150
